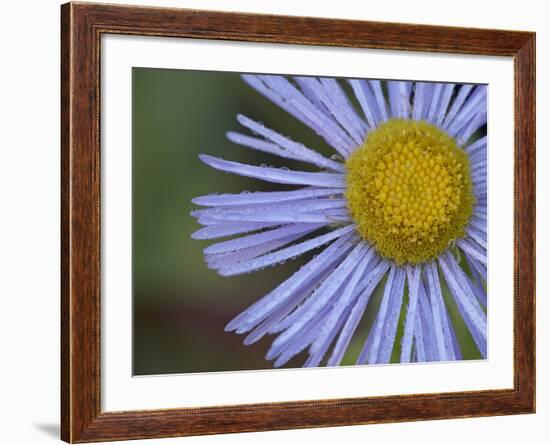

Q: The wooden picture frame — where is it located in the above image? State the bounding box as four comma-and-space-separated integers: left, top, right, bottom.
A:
61, 2, 535, 442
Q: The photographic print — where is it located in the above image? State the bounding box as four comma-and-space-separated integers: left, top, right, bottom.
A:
133, 69, 487, 375
62, 4, 535, 440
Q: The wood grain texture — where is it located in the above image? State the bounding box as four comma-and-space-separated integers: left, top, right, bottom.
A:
60, 2, 536, 442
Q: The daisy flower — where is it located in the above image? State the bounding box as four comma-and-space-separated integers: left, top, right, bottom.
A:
191, 75, 487, 367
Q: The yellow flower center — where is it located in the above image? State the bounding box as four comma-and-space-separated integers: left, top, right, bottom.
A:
345, 119, 474, 264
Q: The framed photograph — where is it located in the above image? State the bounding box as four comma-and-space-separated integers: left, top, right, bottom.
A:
61, 2, 535, 442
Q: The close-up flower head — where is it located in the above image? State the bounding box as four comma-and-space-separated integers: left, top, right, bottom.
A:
191, 75, 487, 367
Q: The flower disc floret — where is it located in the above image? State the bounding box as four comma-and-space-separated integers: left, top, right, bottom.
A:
345, 119, 474, 264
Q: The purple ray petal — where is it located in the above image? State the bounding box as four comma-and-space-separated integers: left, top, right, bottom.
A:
376, 266, 407, 364
473, 182, 487, 198
242, 265, 336, 344
466, 253, 487, 282
447, 86, 487, 135
328, 259, 390, 366
439, 252, 487, 357
356, 265, 404, 365
413, 309, 426, 363
465, 136, 487, 154
293, 76, 332, 115
273, 251, 379, 335
206, 229, 315, 270
467, 217, 487, 234
469, 216, 487, 231
469, 151, 487, 169
470, 158, 487, 173
192, 187, 344, 207
304, 297, 354, 368
426, 83, 455, 126
434, 83, 456, 126
472, 174, 487, 187
289, 99, 357, 157
426, 83, 444, 123
368, 80, 389, 122
309, 243, 375, 357
473, 207, 487, 219
241, 74, 352, 155
387, 81, 412, 118
194, 209, 348, 225
249, 75, 357, 155
472, 175, 487, 192
470, 214, 487, 227
318, 78, 368, 144
194, 216, 226, 226
400, 265, 421, 363
475, 192, 487, 204
218, 224, 356, 276
204, 223, 324, 255
416, 281, 438, 362
456, 238, 487, 264
442, 84, 474, 129
226, 232, 356, 333
468, 217, 487, 235
457, 109, 487, 145
297, 77, 366, 145
412, 82, 434, 120
367, 265, 407, 364
431, 265, 461, 361
194, 197, 347, 217
348, 79, 379, 127
193, 198, 347, 221
271, 306, 332, 367
269, 241, 369, 353
233, 114, 345, 172
466, 227, 487, 249
191, 222, 276, 240
425, 262, 453, 361
199, 154, 346, 187
464, 255, 487, 307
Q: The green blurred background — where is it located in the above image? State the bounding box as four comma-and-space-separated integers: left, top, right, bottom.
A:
132, 68, 482, 376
